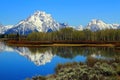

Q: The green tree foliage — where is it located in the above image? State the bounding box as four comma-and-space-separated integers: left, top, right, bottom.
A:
26, 28, 120, 41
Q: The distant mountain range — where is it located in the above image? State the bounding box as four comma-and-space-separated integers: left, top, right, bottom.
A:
85, 19, 120, 31
0, 11, 67, 35
0, 11, 120, 34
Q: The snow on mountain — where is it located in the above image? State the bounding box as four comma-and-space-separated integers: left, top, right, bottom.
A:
5, 11, 67, 35
76, 25, 83, 31
85, 19, 119, 31
4, 25, 14, 29
0, 24, 13, 34
0, 24, 3, 34
115, 24, 120, 29
3, 25, 14, 33
15, 47, 54, 66
1, 11, 120, 34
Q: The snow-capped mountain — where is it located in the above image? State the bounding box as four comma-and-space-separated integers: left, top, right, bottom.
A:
2, 25, 13, 34
5, 11, 67, 35
0, 24, 3, 34
76, 25, 83, 31
0, 24, 13, 34
85, 19, 119, 31
1, 11, 120, 34
116, 24, 120, 29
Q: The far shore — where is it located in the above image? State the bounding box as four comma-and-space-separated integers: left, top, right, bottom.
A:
6, 43, 115, 47
3, 40, 120, 47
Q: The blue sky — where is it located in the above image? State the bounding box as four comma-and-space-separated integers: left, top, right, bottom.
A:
0, 0, 120, 26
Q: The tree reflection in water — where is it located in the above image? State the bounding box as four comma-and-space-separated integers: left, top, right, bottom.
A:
28, 46, 120, 59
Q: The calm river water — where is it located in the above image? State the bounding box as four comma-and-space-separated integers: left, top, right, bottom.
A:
0, 42, 119, 80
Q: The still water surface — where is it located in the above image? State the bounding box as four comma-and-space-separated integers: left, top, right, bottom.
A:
0, 42, 119, 80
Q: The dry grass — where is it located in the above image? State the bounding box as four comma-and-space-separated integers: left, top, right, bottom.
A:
7, 43, 115, 47
5, 40, 119, 47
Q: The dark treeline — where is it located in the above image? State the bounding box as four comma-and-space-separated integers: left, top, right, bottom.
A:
27, 27, 120, 41
1, 27, 120, 41
0, 33, 26, 41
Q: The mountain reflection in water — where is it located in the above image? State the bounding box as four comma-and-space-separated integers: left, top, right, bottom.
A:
0, 42, 120, 80
0, 42, 120, 65
0, 42, 120, 66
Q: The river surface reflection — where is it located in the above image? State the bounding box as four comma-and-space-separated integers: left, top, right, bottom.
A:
0, 42, 119, 80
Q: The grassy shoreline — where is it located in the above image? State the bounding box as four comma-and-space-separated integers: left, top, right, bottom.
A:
5, 40, 120, 47
7, 43, 115, 47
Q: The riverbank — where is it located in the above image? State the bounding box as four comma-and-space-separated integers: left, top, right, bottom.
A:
5, 40, 120, 47
30, 57, 120, 80
7, 43, 115, 47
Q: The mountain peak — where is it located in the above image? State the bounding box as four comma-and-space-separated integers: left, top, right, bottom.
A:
5, 11, 67, 35
30, 11, 52, 20
86, 19, 119, 31
27, 11, 52, 23
76, 25, 83, 31
89, 19, 105, 25
33, 11, 48, 16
